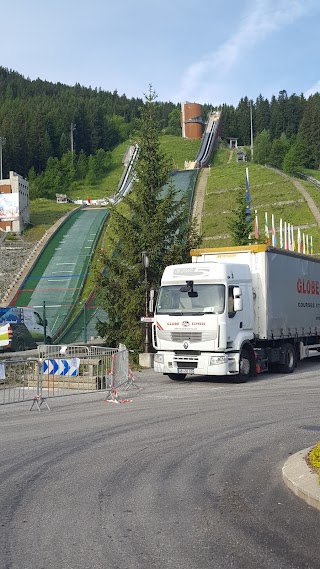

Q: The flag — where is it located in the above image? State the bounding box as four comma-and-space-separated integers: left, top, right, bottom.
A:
265, 212, 269, 243
271, 214, 277, 246
245, 167, 251, 221
297, 228, 301, 253
310, 236, 313, 255
280, 218, 283, 248
303, 233, 306, 254
287, 223, 291, 251
291, 225, 295, 251
306, 235, 309, 255
254, 210, 259, 240
284, 222, 287, 250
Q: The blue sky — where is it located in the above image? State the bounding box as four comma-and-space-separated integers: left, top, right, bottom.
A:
2, 0, 320, 106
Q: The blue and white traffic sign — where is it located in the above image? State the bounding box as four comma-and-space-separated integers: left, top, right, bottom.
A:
42, 358, 80, 376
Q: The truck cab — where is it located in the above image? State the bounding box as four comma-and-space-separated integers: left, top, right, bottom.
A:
153, 262, 254, 380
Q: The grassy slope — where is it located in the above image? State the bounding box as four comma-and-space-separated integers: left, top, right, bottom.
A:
25, 137, 320, 301
202, 148, 320, 252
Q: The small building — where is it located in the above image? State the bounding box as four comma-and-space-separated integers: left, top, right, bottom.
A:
0, 171, 29, 233
236, 149, 247, 162
56, 193, 73, 203
227, 137, 238, 149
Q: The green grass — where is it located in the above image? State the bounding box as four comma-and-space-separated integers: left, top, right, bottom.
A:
23, 139, 320, 265
25, 199, 78, 241
201, 149, 320, 251
160, 135, 200, 169
55, 137, 200, 202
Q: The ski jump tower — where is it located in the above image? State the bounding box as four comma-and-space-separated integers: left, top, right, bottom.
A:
181, 102, 204, 139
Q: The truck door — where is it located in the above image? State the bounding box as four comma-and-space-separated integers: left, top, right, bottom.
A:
227, 285, 243, 343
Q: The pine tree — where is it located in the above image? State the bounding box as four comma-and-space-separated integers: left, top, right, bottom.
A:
94, 86, 201, 352
228, 184, 253, 246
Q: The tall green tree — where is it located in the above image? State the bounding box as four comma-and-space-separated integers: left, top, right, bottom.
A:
253, 129, 272, 164
228, 184, 253, 246
94, 86, 201, 352
165, 108, 182, 136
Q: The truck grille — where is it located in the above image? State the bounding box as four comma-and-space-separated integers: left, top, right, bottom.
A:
157, 330, 217, 343
171, 331, 202, 342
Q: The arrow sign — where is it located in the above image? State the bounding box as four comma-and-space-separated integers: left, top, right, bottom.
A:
42, 358, 79, 376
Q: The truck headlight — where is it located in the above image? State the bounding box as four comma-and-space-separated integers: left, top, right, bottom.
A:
210, 355, 227, 365
154, 353, 164, 364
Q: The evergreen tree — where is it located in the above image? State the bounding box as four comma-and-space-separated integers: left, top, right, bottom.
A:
283, 130, 309, 174
165, 108, 181, 136
75, 149, 88, 180
228, 184, 253, 246
85, 155, 97, 185
94, 86, 201, 352
268, 134, 289, 169
253, 129, 272, 164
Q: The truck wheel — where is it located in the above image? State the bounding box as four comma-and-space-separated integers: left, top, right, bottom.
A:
280, 343, 295, 373
15, 339, 25, 352
167, 373, 187, 380
235, 348, 251, 383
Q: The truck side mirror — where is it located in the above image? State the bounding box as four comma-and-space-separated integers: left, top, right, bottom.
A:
233, 287, 243, 312
233, 286, 242, 298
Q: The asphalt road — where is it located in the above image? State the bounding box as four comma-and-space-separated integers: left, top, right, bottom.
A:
1, 363, 320, 569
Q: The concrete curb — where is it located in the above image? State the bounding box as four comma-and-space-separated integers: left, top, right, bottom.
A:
282, 447, 320, 511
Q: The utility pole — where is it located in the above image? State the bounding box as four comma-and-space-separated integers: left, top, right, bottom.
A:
0, 136, 6, 179
70, 123, 76, 161
249, 101, 254, 160
141, 250, 150, 353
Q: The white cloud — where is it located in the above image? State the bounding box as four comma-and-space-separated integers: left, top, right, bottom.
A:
174, 0, 316, 104
304, 80, 320, 98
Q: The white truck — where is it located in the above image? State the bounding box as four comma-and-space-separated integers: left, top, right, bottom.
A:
0, 307, 52, 352
153, 245, 320, 382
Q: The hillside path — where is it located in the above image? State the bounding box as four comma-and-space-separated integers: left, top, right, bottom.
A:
266, 166, 320, 226
192, 167, 210, 232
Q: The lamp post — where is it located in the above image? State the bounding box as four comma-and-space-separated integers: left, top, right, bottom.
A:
0, 136, 6, 180
249, 101, 253, 160
142, 250, 150, 353
70, 123, 76, 162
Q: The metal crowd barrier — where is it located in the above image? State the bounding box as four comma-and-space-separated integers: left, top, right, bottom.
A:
0, 358, 41, 405
38, 344, 118, 397
0, 344, 138, 407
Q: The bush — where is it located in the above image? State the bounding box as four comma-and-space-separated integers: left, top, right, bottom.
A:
309, 442, 320, 484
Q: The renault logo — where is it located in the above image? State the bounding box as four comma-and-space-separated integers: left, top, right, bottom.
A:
182, 321, 190, 327
183, 341, 189, 349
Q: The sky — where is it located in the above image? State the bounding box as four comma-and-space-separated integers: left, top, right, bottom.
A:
2, 0, 320, 107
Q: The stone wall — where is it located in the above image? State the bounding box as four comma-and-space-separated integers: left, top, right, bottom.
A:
0, 235, 37, 304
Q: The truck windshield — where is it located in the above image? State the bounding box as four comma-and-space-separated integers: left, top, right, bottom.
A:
156, 284, 225, 315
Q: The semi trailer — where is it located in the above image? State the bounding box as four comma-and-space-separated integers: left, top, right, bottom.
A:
152, 245, 320, 382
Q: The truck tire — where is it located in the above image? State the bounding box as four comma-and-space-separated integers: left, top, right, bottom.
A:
280, 343, 295, 373
167, 373, 187, 380
15, 339, 25, 352
235, 348, 251, 383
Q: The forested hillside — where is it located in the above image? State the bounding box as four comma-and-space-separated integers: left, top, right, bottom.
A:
0, 66, 319, 194
0, 67, 176, 178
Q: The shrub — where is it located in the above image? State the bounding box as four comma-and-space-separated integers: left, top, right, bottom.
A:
309, 442, 320, 484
